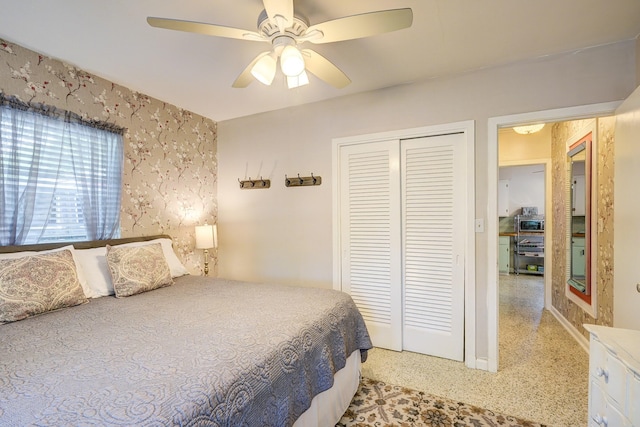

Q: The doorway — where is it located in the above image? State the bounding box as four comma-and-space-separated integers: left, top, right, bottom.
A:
497, 137, 550, 371
486, 101, 620, 372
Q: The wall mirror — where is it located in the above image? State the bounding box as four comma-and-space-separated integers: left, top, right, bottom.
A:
567, 133, 592, 304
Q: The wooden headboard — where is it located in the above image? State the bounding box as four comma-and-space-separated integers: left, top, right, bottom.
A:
0, 235, 172, 254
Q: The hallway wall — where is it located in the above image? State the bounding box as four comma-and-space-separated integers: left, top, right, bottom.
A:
550, 117, 615, 338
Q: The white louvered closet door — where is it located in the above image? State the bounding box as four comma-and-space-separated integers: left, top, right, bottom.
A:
339, 140, 402, 351
401, 134, 465, 361
338, 133, 466, 360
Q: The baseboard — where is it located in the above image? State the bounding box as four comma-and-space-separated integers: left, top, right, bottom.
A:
465, 356, 490, 371
474, 358, 489, 371
549, 306, 590, 353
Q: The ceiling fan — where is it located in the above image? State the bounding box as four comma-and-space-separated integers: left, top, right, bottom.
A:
147, 0, 413, 89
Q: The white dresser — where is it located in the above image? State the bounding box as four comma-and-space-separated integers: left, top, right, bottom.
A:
585, 324, 640, 426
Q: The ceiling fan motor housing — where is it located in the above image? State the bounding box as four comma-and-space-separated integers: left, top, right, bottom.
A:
257, 9, 309, 40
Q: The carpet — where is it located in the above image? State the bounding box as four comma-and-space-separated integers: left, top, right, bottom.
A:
337, 377, 547, 427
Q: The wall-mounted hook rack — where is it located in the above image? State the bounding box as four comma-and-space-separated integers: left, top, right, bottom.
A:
239, 176, 270, 189
285, 173, 322, 187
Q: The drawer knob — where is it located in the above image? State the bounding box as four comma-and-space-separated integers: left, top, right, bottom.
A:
594, 413, 608, 426
595, 367, 609, 382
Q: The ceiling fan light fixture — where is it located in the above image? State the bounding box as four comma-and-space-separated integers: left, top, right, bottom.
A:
287, 70, 309, 89
280, 45, 305, 77
148, 4, 413, 90
251, 54, 277, 85
513, 124, 545, 135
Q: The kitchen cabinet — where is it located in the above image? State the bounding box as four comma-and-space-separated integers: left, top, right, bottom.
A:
499, 236, 510, 274
498, 179, 510, 217
572, 237, 586, 279
585, 325, 640, 426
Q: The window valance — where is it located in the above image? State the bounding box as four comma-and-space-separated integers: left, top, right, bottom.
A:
0, 92, 126, 135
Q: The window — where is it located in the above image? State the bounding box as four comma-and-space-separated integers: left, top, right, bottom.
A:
0, 95, 124, 245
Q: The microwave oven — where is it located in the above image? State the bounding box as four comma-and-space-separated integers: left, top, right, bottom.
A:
516, 215, 544, 233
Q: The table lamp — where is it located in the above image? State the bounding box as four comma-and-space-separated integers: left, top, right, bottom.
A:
195, 223, 217, 276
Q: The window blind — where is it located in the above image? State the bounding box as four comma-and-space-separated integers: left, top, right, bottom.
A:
0, 99, 124, 245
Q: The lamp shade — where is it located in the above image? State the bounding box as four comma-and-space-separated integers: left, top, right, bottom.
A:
280, 45, 305, 77
513, 124, 545, 135
195, 224, 217, 249
287, 70, 309, 89
251, 54, 277, 86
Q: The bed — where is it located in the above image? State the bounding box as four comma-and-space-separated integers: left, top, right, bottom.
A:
0, 235, 372, 426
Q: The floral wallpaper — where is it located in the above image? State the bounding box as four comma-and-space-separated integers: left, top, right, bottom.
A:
550, 117, 615, 339
0, 39, 217, 275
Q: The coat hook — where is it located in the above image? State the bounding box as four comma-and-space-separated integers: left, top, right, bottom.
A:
285, 174, 291, 186
311, 172, 317, 184
298, 174, 303, 184
239, 176, 270, 190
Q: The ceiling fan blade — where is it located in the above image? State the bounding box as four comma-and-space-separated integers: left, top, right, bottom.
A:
147, 17, 264, 41
305, 8, 413, 44
263, 0, 294, 32
301, 49, 351, 89
232, 52, 271, 88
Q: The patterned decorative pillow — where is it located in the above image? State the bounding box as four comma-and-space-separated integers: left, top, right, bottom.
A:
0, 249, 88, 324
106, 243, 173, 298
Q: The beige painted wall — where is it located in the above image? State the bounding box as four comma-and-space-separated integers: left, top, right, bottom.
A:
0, 39, 218, 274
218, 40, 636, 360
498, 126, 552, 163
636, 36, 640, 86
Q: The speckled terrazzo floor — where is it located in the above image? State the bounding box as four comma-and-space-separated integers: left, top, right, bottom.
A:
361, 274, 589, 427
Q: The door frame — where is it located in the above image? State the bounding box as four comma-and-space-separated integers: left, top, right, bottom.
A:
332, 120, 477, 368
487, 102, 620, 372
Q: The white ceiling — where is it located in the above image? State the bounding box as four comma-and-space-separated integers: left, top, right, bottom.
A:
0, 0, 639, 122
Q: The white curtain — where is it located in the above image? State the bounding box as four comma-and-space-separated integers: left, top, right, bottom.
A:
0, 95, 124, 245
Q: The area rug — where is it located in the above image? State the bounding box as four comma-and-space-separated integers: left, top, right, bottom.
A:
337, 377, 547, 427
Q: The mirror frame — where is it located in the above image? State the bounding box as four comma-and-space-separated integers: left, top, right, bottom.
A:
566, 130, 595, 311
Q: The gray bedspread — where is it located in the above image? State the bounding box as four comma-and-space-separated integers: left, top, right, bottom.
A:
0, 276, 372, 426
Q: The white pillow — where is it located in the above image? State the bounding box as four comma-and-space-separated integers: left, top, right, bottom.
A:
0, 245, 96, 298
72, 247, 112, 297
114, 238, 189, 278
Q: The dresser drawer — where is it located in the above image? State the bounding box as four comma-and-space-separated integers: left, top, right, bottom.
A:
629, 371, 640, 426
586, 325, 640, 427
589, 380, 631, 426
589, 338, 628, 407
